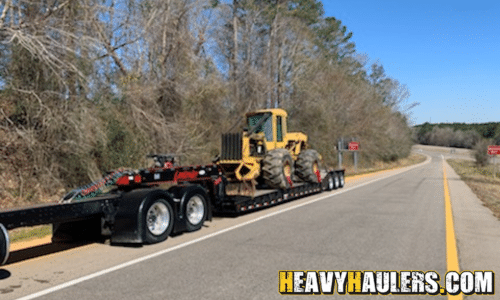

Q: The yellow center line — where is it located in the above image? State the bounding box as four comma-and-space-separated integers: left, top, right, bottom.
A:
443, 161, 462, 300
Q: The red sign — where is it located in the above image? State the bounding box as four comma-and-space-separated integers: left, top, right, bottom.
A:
348, 141, 359, 151
488, 145, 500, 155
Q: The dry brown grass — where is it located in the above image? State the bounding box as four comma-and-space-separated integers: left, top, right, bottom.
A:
447, 159, 500, 219
344, 152, 427, 176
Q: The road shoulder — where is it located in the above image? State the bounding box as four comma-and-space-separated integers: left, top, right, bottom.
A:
444, 160, 500, 296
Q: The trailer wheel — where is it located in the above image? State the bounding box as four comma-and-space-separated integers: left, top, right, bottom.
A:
262, 149, 294, 189
324, 174, 335, 191
143, 199, 174, 244
0, 224, 9, 265
295, 149, 321, 183
334, 173, 340, 189
338, 172, 345, 188
182, 190, 208, 232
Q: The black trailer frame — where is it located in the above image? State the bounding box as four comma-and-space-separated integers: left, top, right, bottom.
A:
0, 159, 344, 265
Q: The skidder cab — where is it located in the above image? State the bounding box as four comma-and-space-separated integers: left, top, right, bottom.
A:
218, 108, 323, 191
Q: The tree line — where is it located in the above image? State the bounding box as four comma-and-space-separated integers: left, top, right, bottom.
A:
414, 122, 500, 148
0, 0, 414, 207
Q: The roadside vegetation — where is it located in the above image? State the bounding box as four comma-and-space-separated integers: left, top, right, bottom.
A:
8, 225, 52, 244
0, 0, 416, 210
447, 159, 500, 220
343, 152, 426, 175
414, 122, 500, 149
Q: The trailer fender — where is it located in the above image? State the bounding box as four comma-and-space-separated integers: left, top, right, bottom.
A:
0, 224, 9, 265
110, 189, 177, 244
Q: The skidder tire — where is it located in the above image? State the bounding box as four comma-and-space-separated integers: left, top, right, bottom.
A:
143, 198, 174, 244
261, 149, 294, 189
295, 149, 321, 183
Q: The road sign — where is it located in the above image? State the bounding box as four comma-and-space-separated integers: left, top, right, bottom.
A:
488, 146, 500, 179
487, 145, 500, 155
348, 141, 359, 151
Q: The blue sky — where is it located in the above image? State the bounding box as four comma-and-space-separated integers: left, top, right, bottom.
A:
322, 0, 500, 125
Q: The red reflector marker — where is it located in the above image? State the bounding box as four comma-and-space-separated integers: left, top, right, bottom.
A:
116, 176, 129, 186
134, 174, 142, 183
315, 170, 321, 183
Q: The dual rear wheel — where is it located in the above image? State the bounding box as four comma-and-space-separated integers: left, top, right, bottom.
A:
144, 199, 174, 244
143, 187, 208, 244
324, 172, 344, 191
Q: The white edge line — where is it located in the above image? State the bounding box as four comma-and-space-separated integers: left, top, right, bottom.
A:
16, 156, 430, 300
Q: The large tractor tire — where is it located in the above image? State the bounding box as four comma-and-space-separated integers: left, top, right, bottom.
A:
295, 149, 322, 183
261, 149, 294, 189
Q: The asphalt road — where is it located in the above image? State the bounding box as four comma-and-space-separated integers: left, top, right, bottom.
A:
0, 148, 498, 299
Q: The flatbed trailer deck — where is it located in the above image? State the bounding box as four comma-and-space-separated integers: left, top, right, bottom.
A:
218, 183, 323, 214
0, 160, 345, 266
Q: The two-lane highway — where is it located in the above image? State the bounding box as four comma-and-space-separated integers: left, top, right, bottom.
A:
1, 149, 498, 299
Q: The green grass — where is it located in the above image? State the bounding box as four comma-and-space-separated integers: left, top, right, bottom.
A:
9, 225, 52, 243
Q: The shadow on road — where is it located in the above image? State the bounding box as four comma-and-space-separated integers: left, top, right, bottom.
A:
5, 241, 91, 265
0, 269, 11, 280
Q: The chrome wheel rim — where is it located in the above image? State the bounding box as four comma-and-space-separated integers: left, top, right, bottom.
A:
328, 176, 334, 190
340, 175, 344, 186
186, 196, 204, 225
147, 202, 170, 236
334, 175, 339, 188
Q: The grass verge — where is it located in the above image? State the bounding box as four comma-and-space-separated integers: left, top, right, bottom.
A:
447, 159, 500, 220
344, 152, 427, 176
9, 225, 52, 244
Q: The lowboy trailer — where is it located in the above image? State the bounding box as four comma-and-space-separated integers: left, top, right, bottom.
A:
0, 155, 345, 265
